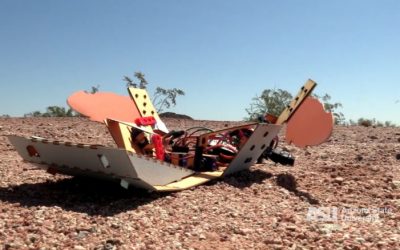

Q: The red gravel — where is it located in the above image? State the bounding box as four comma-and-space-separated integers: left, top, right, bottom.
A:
0, 117, 399, 249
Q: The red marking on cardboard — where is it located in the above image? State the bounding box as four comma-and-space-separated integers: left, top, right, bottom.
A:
152, 134, 165, 160
135, 116, 156, 126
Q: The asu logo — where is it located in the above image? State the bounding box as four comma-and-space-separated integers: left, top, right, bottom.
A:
307, 207, 338, 222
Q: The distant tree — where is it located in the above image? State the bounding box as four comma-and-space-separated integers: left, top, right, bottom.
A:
385, 121, 395, 127
355, 118, 398, 127
313, 93, 345, 125
348, 119, 357, 126
153, 87, 186, 113
90, 85, 100, 94
123, 71, 185, 113
45, 106, 75, 117
376, 121, 384, 127
24, 106, 77, 117
0, 114, 10, 118
358, 118, 373, 127
85, 85, 100, 94
245, 88, 293, 121
24, 111, 44, 117
123, 72, 148, 89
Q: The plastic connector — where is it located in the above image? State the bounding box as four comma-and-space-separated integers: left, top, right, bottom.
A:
135, 116, 156, 126
151, 134, 165, 160
259, 147, 295, 166
267, 148, 295, 166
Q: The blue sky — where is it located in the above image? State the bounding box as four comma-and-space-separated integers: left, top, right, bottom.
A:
0, 0, 399, 123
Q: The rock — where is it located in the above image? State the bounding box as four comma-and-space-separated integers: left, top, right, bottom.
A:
396, 153, 400, 160
391, 181, 400, 189
355, 155, 363, 161
286, 225, 297, 232
334, 177, 344, 184
319, 153, 329, 160
173, 241, 182, 248
370, 166, 379, 172
377, 241, 386, 247
355, 237, 365, 243
74, 246, 85, 250
238, 228, 253, 235
77, 230, 89, 239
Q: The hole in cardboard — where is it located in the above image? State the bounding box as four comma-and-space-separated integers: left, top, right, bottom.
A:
244, 157, 252, 163
250, 145, 255, 151
261, 144, 266, 150
135, 94, 139, 98
263, 132, 269, 137
98, 154, 110, 168
143, 102, 147, 107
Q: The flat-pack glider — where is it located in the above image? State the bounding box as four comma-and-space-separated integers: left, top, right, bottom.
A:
8, 79, 333, 191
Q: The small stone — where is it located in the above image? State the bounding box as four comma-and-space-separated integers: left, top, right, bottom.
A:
334, 177, 344, 184
74, 246, 85, 250
286, 225, 297, 232
77, 231, 89, 239
205, 232, 220, 241
239, 228, 253, 235
396, 154, 400, 160
391, 181, 400, 189
199, 234, 206, 240
355, 237, 365, 243
320, 153, 329, 160
173, 241, 182, 248
377, 241, 386, 247
111, 223, 120, 229
370, 166, 379, 172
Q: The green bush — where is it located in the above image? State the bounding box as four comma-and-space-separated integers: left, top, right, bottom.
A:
245, 88, 292, 121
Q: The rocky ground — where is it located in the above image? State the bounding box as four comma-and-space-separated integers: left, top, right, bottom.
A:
0, 117, 399, 249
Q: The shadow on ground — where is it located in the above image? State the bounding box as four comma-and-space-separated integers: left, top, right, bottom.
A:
0, 169, 283, 216
276, 173, 320, 205
219, 169, 274, 188
0, 177, 168, 216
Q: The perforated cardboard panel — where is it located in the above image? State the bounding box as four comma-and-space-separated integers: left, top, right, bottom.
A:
223, 124, 282, 176
8, 135, 195, 189
127, 87, 168, 133
276, 79, 316, 125
128, 154, 195, 186
8, 135, 139, 178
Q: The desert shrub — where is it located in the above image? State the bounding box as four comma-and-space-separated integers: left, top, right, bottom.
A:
123, 71, 185, 113
24, 106, 77, 118
245, 88, 293, 121
356, 118, 398, 127
385, 121, 396, 127
358, 118, 373, 127
313, 94, 345, 125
